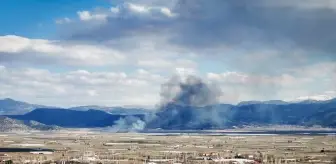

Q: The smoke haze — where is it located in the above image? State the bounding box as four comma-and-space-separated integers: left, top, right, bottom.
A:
160, 75, 222, 107
110, 116, 146, 132
145, 75, 230, 130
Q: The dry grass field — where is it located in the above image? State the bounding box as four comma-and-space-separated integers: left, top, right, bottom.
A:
0, 130, 335, 164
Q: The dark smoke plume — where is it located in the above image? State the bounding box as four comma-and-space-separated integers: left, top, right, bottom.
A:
110, 75, 336, 131
160, 75, 222, 107
146, 75, 230, 130
110, 75, 232, 131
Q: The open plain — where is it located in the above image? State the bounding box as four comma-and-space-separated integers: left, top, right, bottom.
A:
0, 130, 335, 164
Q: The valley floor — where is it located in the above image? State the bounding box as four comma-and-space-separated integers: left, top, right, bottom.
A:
0, 130, 335, 163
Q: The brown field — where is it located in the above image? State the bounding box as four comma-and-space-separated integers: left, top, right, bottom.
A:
0, 130, 335, 164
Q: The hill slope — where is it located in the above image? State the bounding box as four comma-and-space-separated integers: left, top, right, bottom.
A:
0, 98, 47, 115
0, 116, 59, 132
9, 108, 146, 128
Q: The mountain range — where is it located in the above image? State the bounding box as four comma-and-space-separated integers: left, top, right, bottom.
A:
0, 98, 47, 115
146, 98, 336, 129
8, 108, 146, 128
0, 116, 59, 132
69, 105, 152, 115
0, 98, 335, 130
0, 98, 151, 115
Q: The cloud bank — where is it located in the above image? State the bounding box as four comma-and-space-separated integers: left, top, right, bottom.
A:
0, 0, 335, 106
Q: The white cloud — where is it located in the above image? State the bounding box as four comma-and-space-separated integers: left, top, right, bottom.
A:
55, 17, 71, 24
110, 7, 120, 14
2, 0, 336, 107
0, 35, 125, 66
207, 72, 248, 84
119, 3, 177, 18
127, 3, 148, 13
0, 66, 165, 107
0, 34, 199, 76
1, 35, 335, 106
0, 35, 31, 53
77, 11, 108, 22
160, 7, 175, 17
175, 67, 197, 77
87, 90, 98, 97
137, 58, 197, 72
76, 3, 176, 23
205, 62, 336, 103
0, 60, 335, 106
296, 94, 335, 101
63, 0, 336, 61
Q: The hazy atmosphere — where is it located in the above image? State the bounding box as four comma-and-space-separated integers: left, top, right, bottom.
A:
1, 0, 336, 107
1, 1, 336, 163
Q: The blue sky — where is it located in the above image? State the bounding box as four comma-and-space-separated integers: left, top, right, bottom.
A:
0, 0, 110, 38
0, 0, 335, 107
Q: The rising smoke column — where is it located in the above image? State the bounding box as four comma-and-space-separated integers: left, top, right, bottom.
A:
160, 75, 221, 107
146, 75, 230, 130
110, 75, 230, 131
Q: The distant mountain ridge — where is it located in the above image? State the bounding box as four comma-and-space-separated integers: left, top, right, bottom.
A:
8, 108, 146, 128
0, 98, 47, 115
0, 98, 153, 115
237, 100, 289, 106
0, 116, 59, 132
69, 106, 152, 115
0, 98, 336, 129
146, 98, 336, 129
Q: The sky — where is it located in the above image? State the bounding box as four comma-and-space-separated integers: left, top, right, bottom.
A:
0, 0, 336, 108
